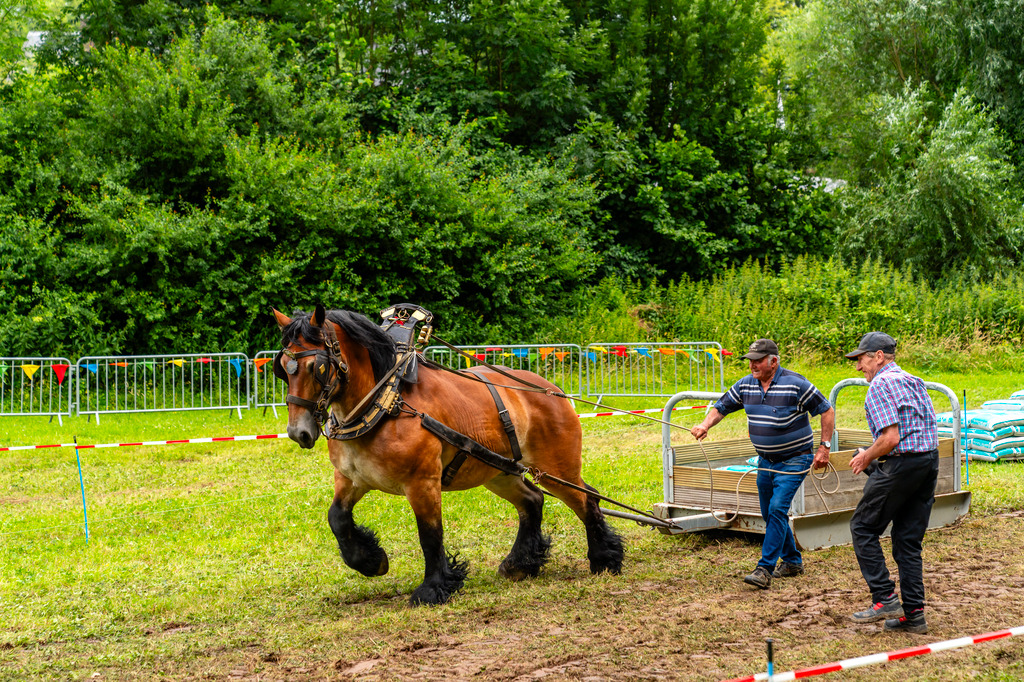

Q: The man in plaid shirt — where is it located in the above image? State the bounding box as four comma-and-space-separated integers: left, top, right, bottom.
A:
845, 331, 939, 634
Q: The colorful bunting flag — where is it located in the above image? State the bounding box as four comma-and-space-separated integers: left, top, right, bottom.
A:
195, 358, 212, 364
254, 358, 273, 372
588, 346, 608, 353
485, 347, 503, 352
539, 347, 555, 360
109, 362, 128, 367
228, 358, 243, 377
52, 363, 70, 385
512, 349, 530, 358
637, 348, 652, 358
587, 351, 597, 362
554, 351, 569, 361
84, 364, 98, 374
611, 348, 628, 357
705, 348, 721, 360
658, 348, 676, 355
22, 364, 40, 380
167, 359, 184, 367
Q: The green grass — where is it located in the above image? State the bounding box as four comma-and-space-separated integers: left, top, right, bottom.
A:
1, 364, 1023, 680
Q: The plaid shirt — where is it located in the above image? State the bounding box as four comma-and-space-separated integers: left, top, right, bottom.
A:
714, 366, 831, 462
864, 362, 938, 453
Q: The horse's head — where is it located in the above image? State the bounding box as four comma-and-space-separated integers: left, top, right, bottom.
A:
273, 305, 396, 448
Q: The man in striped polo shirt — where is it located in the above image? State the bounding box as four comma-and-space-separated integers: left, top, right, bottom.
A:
691, 338, 835, 589
845, 331, 939, 634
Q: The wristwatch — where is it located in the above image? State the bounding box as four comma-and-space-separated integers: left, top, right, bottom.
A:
819, 440, 832, 449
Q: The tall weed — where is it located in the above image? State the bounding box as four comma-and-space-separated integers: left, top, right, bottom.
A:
540, 258, 1024, 370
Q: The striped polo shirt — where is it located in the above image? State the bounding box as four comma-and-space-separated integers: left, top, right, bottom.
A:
714, 366, 831, 462
864, 362, 938, 453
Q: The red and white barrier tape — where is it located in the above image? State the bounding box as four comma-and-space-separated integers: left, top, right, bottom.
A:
0, 434, 288, 452
722, 625, 1024, 682
577, 404, 712, 419
0, 405, 714, 452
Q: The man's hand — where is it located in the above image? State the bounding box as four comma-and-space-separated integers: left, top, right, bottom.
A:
813, 443, 831, 470
691, 424, 709, 441
849, 447, 872, 475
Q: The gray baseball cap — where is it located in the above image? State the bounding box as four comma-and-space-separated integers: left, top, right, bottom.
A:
741, 338, 779, 360
845, 331, 897, 359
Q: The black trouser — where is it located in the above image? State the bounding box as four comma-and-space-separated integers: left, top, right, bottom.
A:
850, 450, 939, 613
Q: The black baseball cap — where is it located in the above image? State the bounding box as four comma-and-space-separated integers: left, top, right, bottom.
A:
845, 331, 897, 359
741, 338, 779, 360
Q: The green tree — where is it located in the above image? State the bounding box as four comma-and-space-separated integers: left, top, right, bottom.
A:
836, 89, 1023, 279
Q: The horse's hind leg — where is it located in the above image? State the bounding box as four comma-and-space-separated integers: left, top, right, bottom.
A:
328, 470, 389, 577
484, 475, 551, 580
545, 479, 624, 575
405, 479, 469, 606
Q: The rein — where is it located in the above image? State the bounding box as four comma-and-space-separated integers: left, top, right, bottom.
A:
427, 332, 841, 525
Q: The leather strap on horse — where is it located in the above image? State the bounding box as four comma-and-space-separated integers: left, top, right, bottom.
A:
326, 351, 414, 440
419, 414, 527, 479
415, 409, 671, 525
463, 368, 523, 462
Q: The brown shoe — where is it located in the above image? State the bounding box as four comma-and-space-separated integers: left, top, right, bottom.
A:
743, 566, 772, 589
773, 561, 804, 578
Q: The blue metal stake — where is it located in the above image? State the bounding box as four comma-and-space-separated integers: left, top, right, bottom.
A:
766, 638, 774, 681
75, 436, 89, 544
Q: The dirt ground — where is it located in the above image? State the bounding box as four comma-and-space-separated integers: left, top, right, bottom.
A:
166, 510, 1024, 682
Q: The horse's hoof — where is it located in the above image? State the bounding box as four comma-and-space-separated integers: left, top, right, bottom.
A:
498, 561, 529, 582
408, 585, 453, 607
341, 546, 389, 577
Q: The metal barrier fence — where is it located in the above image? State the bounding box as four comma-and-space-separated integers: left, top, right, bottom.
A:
0, 357, 75, 425
75, 353, 250, 423
584, 342, 724, 399
252, 350, 284, 416
422, 344, 585, 396
3, 340, 727, 422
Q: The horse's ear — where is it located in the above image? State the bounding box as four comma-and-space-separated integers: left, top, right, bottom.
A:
313, 304, 327, 328
272, 308, 292, 330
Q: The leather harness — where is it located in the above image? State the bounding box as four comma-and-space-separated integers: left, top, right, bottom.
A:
277, 303, 526, 487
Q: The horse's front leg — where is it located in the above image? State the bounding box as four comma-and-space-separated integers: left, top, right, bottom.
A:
405, 478, 469, 606
328, 469, 389, 577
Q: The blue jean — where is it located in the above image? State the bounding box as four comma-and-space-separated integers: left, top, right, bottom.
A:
755, 453, 813, 571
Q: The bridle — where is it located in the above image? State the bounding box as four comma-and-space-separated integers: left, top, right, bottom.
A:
275, 313, 415, 440
274, 320, 348, 431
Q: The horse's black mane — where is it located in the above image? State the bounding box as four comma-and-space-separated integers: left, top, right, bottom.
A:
281, 309, 396, 382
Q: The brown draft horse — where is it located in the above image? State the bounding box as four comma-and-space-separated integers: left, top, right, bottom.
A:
273, 305, 623, 605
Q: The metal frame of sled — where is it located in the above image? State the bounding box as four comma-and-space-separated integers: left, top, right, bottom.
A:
617, 379, 971, 549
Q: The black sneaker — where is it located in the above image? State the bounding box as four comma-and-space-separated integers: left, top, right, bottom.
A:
851, 596, 903, 623
884, 613, 928, 634
743, 566, 772, 590
773, 561, 804, 578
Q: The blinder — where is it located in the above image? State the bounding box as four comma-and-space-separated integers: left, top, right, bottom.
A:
273, 348, 346, 386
